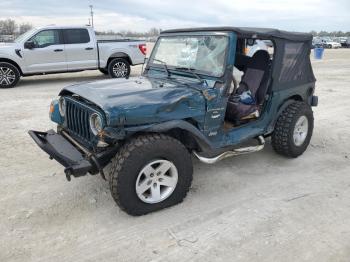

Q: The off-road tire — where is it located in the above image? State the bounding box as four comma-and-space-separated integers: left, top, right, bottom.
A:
108, 134, 193, 216
0, 62, 20, 88
99, 68, 108, 75
272, 101, 314, 158
107, 58, 130, 78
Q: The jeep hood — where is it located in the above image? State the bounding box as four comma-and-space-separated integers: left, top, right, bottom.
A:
60, 77, 206, 126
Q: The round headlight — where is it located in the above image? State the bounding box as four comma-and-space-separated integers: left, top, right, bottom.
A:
89, 113, 103, 135
58, 97, 66, 117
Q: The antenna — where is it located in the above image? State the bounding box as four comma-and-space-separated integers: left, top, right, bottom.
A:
89, 5, 94, 27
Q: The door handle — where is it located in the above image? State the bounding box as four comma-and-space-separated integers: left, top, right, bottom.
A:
85, 47, 94, 50
54, 49, 63, 52
211, 114, 221, 119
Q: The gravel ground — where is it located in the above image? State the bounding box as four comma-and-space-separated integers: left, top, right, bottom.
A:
1, 49, 350, 262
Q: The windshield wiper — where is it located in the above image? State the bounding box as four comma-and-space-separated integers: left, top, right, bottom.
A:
174, 67, 208, 86
152, 58, 170, 77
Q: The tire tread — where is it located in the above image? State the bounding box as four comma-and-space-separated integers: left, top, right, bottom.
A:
272, 101, 314, 158
108, 134, 193, 216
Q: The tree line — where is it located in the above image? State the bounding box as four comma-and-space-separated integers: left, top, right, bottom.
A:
1, 19, 349, 38
94, 28, 161, 37
0, 19, 160, 37
0, 19, 33, 35
310, 30, 350, 37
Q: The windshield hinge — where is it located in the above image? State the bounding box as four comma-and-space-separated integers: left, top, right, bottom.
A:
202, 90, 216, 101
118, 115, 126, 125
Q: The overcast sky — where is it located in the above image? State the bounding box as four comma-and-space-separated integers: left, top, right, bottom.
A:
1, 0, 349, 32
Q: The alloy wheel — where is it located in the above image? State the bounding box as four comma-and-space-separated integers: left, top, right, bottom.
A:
0, 67, 16, 86
293, 115, 309, 146
135, 159, 178, 204
112, 62, 128, 77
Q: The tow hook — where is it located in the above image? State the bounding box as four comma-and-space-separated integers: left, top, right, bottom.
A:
64, 168, 73, 181
91, 155, 106, 180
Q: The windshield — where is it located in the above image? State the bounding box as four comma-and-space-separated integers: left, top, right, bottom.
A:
149, 35, 228, 77
15, 29, 36, 43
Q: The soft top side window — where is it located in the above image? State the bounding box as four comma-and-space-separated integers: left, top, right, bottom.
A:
63, 29, 90, 44
279, 42, 309, 82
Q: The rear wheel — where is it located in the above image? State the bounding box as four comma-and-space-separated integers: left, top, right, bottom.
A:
272, 101, 314, 158
108, 134, 193, 216
108, 58, 130, 78
0, 62, 20, 88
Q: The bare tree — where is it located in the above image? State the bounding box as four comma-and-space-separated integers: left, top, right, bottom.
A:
148, 27, 160, 37
0, 19, 17, 35
19, 23, 33, 34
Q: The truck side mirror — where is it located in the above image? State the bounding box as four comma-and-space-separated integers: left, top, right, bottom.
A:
24, 41, 35, 49
247, 39, 255, 46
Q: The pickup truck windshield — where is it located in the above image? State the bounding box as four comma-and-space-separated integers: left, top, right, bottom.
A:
149, 35, 228, 77
15, 29, 36, 43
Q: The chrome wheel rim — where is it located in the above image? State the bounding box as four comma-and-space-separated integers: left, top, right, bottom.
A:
135, 159, 178, 204
112, 62, 128, 77
293, 115, 309, 146
0, 67, 16, 86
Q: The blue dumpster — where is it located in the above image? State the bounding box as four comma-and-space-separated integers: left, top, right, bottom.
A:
314, 47, 324, 59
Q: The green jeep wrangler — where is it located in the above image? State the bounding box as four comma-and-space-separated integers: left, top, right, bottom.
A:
30, 27, 318, 215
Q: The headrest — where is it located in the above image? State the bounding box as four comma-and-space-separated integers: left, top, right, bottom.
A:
249, 50, 270, 70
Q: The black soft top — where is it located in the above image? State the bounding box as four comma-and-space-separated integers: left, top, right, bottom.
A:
161, 27, 312, 42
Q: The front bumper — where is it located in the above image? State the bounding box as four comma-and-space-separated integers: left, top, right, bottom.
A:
29, 129, 94, 181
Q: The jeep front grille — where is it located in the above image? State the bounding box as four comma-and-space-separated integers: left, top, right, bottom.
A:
65, 98, 93, 141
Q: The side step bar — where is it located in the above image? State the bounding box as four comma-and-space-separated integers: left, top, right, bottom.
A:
193, 136, 265, 164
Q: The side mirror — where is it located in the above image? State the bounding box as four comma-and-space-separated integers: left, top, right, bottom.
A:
24, 41, 35, 49
247, 39, 255, 46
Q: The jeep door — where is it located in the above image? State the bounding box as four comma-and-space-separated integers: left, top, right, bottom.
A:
63, 28, 97, 70
22, 29, 67, 73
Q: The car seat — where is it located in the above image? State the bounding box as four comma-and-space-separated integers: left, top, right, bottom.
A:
225, 50, 271, 123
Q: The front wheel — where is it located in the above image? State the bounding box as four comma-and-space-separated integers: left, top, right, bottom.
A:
0, 62, 20, 88
108, 58, 130, 78
272, 101, 314, 158
108, 134, 193, 216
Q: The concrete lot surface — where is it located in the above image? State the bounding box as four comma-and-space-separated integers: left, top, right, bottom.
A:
1, 49, 350, 262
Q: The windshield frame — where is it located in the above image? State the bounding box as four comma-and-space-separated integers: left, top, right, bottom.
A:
147, 32, 230, 79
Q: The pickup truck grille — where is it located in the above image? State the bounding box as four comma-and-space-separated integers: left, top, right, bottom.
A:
65, 98, 93, 142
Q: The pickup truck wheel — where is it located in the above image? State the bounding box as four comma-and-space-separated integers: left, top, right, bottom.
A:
108, 58, 130, 78
0, 62, 20, 88
108, 134, 193, 216
272, 101, 314, 158
99, 68, 108, 75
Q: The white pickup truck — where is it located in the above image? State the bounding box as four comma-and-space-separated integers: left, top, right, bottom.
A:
0, 25, 146, 88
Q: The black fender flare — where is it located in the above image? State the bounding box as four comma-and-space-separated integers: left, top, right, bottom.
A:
128, 120, 214, 151
265, 99, 298, 135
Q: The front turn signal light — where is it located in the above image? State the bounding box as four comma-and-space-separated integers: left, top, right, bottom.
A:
49, 102, 55, 117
